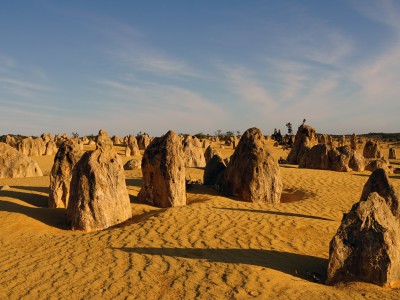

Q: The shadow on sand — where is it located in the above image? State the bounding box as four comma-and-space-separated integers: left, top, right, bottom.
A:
115, 247, 327, 283
0, 199, 67, 229
13, 185, 49, 194
126, 178, 142, 188
213, 207, 333, 221
0, 189, 48, 207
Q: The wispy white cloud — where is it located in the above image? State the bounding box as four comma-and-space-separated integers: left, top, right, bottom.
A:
112, 47, 198, 78
0, 54, 15, 68
0, 77, 53, 97
219, 65, 278, 110
352, 0, 400, 33
94, 78, 228, 135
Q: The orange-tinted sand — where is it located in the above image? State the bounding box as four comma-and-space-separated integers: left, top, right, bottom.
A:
1, 141, 400, 299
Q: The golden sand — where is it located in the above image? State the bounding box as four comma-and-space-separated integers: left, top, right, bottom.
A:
1, 141, 400, 299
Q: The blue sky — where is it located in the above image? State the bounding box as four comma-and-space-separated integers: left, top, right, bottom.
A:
0, 0, 399, 136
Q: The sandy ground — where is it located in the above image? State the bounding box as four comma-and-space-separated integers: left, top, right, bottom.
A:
1, 141, 400, 299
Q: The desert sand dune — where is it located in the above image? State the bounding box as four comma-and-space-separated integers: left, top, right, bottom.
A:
1, 141, 400, 299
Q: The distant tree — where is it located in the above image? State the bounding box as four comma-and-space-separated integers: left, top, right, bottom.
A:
194, 132, 207, 139
285, 122, 293, 135
225, 131, 234, 138
72, 132, 79, 138
236, 130, 240, 136
272, 128, 277, 140
215, 129, 222, 137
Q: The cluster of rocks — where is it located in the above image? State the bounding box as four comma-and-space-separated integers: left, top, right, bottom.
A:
327, 169, 400, 287
0, 142, 43, 178
49, 130, 132, 232
203, 127, 283, 204
299, 144, 365, 172
67, 130, 132, 231
287, 125, 318, 164
288, 126, 397, 174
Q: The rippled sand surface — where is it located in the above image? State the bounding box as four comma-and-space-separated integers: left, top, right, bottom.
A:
1, 142, 400, 299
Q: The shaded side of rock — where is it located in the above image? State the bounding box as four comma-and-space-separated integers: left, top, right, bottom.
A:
204, 145, 220, 163
203, 154, 226, 186
287, 125, 317, 164
389, 148, 397, 159
363, 140, 382, 159
49, 140, 83, 208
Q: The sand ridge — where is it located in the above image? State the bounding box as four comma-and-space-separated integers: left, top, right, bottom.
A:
1, 141, 400, 299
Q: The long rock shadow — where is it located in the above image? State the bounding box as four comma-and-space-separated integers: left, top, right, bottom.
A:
116, 247, 327, 283
0, 189, 48, 207
213, 207, 333, 221
126, 178, 142, 188
0, 200, 67, 229
14, 185, 49, 194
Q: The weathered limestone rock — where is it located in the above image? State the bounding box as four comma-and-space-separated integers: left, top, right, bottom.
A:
123, 159, 141, 170
0, 142, 43, 178
363, 140, 382, 159
365, 158, 391, 173
319, 134, 327, 144
137, 134, 151, 150
183, 136, 206, 167
222, 127, 283, 203
41, 133, 52, 143
339, 135, 345, 147
138, 130, 186, 207
299, 145, 364, 172
327, 135, 333, 146
67, 130, 132, 232
360, 168, 400, 217
82, 136, 90, 145
192, 136, 203, 148
5, 135, 17, 148
287, 125, 317, 164
299, 144, 331, 170
350, 133, 357, 150
17, 137, 46, 156
327, 192, 400, 287
389, 148, 397, 159
125, 135, 140, 157
203, 154, 226, 186
45, 140, 58, 155
48, 140, 83, 208
111, 135, 123, 145
335, 146, 365, 172
202, 139, 210, 149
204, 145, 220, 163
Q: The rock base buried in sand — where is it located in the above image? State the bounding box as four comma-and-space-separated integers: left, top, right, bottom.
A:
67, 130, 132, 232
327, 192, 400, 288
287, 124, 317, 164
222, 127, 283, 203
138, 130, 186, 208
